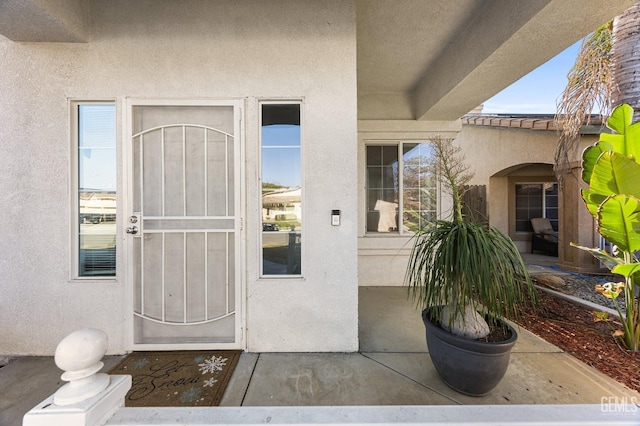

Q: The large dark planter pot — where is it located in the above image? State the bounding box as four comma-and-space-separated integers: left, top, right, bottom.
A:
422, 308, 517, 396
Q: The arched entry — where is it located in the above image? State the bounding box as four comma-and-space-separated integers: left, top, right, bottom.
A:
490, 163, 557, 254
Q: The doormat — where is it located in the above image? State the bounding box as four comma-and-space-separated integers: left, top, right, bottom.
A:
108, 350, 241, 407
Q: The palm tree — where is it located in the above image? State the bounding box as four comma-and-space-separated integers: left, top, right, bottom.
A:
554, 2, 640, 184
553, 3, 640, 351
611, 3, 640, 112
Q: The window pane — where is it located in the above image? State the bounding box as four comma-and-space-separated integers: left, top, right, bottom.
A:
367, 189, 381, 210
402, 143, 435, 232
544, 183, 559, 231
367, 167, 382, 188
78, 104, 116, 277
366, 146, 382, 166
366, 145, 398, 232
515, 184, 541, 232
382, 146, 398, 165
515, 207, 530, 221
366, 142, 436, 234
261, 104, 302, 275
515, 183, 558, 233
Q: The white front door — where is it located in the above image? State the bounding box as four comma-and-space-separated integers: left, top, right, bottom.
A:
126, 100, 243, 350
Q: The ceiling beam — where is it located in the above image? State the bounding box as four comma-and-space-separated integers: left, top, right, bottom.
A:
413, 0, 636, 121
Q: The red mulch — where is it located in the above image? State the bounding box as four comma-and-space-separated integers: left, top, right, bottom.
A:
515, 288, 640, 393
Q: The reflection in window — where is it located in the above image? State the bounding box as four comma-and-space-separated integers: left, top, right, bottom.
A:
402, 143, 437, 232
366, 143, 436, 234
77, 104, 116, 277
515, 182, 558, 232
261, 103, 301, 276
366, 146, 398, 232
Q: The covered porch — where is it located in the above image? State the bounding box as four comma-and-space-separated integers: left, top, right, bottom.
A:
8, 258, 639, 425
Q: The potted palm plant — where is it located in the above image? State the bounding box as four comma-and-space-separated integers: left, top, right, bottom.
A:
405, 137, 536, 396
572, 103, 640, 352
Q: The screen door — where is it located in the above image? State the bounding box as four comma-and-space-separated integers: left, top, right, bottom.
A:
127, 100, 242, 350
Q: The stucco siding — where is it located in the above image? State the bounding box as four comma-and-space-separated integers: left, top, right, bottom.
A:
0, 0, 358, 355
458, 126, 558, 237
356, 121, 599, 286
356, 120, 460, 287
458, 124, 597, 253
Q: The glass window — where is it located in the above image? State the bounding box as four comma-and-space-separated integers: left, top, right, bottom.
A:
515, 182, 558, 232
366, 142, 436, 234
366, 145, 398, 232
75, 103, 117, 277
261, 103, 301, 276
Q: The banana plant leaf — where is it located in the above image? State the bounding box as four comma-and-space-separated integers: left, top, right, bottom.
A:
599, 103, 640, 159
589, 151, 640, 199
612, 263, 640, 278
581, 143, 609, 185
582, 151, 640, 220
576, 104, 640, 352
597, 194, 640, 253
570, 243, 623, 271
581, 188, 606, 218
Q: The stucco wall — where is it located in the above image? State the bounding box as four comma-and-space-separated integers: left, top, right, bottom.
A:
356, 120, 460, 287
0, 0, 358, 355
356, 121, 599, 286
458, 126, 557, 230
458, 125, 598, 253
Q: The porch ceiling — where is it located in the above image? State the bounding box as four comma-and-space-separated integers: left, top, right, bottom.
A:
356, 0, 636, 121
0, 0, 635, 121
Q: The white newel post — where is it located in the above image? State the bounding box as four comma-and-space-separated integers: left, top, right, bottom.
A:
23, 328, 131, 426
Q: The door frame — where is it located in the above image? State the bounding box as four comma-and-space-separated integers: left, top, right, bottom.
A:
123, 98, 246, 351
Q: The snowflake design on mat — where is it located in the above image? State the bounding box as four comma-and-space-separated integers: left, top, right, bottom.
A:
203, 377, 218, 388
198, 355, 227, 374
131, 358, 150, 370
180, 387, 202, 403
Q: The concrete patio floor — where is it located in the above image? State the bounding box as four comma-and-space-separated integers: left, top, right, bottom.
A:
3, 254, 640, 426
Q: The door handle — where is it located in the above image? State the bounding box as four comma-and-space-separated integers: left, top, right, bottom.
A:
126, 226, 139, 235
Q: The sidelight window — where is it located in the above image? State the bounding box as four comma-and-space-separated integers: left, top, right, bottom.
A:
260, 102, 302, 276
72, 102, 117, 278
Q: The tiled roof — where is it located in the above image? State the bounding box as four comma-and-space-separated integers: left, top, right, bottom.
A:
461, 114, 604, 133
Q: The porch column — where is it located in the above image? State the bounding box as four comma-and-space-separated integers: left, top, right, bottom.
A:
558, 162, 604, 273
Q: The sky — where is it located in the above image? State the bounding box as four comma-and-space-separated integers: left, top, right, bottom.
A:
481, 41, 582, 114
79, 104, 117, 191
262, 124, 301, 188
